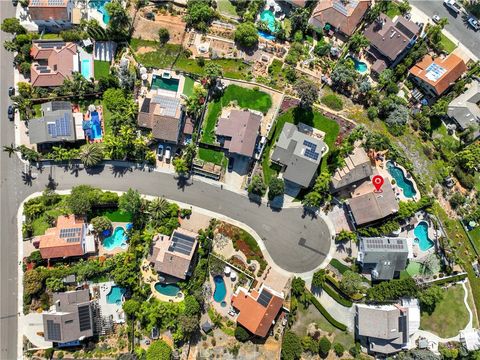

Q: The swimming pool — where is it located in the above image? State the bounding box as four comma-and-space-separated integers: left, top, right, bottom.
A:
346, 55, 368, 73
386, 161, 417, 198
259, 10, 276, 32
151, 75, 179, 92
90, 111, 103, 139
154, 283, 181, 297
258, 30, 276, 41
103, 226, 127, 250
89, 0, 111, 24
81, 59, 93, 80
213, 275, 226, 303
106, 285, 125, 305
414, 221, 434, 251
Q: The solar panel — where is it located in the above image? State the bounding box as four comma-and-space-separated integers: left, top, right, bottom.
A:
47, 122, 57, 138
66, 237, 80, 243
168, 231, 195, 256
395, 22, 415, 39
425, 63, 447, 82
78, 305, 92, 332
303, 139, 320, 160
257, 290, 273, 308
46, 320, 62, 341
152, 95, 180, 118
55, 114, 72, 136
60, 228, 81, 238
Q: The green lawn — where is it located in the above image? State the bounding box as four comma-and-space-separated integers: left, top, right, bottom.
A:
201, 84, 272, 144
440, 33, 457, 54
216, 0, 238, 17
102, 210, 132, 222
182, 76, 195, 97
197, 148, 227, 166
32, 209, 63, 236
385, 2, 401, 18
470, 227, 480, 251
130, 39, 181, 69
94, 60, 111, 79
420, 284, 469, 338
41, 33, 61, 40
475, 172, 480, 192
262, 107, 340, 184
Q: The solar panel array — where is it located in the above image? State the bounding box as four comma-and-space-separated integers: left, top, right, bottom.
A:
257, 290, 273, 308
78, 305, 92, 332
36, 41, 66, 48
60, 227, 81, 243
168, 231, 195, 256
152, 95, 180, 117
47, 114, 72, 138
303, 139, 320, 161
395, 22, 415, 39
46, 320, 62, 341
425, 63, 447, 82
364, 238, 405, 250
30, 0, 65, 6
332, 0, 358, 16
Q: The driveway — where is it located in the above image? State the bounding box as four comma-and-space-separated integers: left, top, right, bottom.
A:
223, 154, 249, 189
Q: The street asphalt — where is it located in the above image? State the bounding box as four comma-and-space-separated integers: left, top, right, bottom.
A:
411, 0, 480, 58
0, 4, 332, 357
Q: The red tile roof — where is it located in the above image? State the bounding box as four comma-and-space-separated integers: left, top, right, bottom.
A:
29, 0, 69, 21
409, 54, 467, 96
231, 286, 284, 337
36, 215, 85, 259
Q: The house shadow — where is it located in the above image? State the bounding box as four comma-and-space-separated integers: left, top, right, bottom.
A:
268, 195, 284, 211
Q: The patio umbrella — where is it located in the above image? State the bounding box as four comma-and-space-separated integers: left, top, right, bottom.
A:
469, 221, 477, 228
324, 23, 331, 31
88, 104, 96, 112
230, 271, 237, 281
140, 66, 147, 75
224, 266, 231, 275
141, 73, 148, 81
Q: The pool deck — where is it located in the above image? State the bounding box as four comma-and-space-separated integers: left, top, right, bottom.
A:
148, 70, 185, 99
209, 274, 235, 317
99, 222, 129, 256
92, 281, 126, 324
398, 213, 440, 260
381, 160, 421, 202
140, 260, 184, 303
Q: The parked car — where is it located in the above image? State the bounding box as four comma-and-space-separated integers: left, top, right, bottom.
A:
228, 157, 234, 172
7, 105, 14, 121
157, 144, 164, 159
468, 17, 480, 30
165, 146, 171, 162
12, 0, 18, 6
432, 15, 441, 23
8, 87, 14, 97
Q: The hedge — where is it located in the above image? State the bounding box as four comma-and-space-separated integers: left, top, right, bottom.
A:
327, 275, 365, 302
308, 292, 348, 331
322, 281, 353, 307
427, 273, 467, 287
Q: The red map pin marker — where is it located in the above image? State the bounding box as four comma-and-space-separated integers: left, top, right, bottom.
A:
372, 175, 384, 192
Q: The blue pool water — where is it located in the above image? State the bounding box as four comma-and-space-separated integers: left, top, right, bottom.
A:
81, 59, 92, 80
386, 161, 417, 198
260, 10, 276, 32
89, 0, 111, 24
103, 226, 127, 250
106, 285, 125, 305
213, 276, 226, 303
258, 30, 276, 41
414, 221, 434, 251
346, 55, 368, 73
90, 111, 102, 139
154, 283, 181, 297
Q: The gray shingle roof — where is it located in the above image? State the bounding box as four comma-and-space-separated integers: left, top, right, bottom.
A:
448, 80, 480, 134
29, 101, 77, 144
331, 146, 373, 191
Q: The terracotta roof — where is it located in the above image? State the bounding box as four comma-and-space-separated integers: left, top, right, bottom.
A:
29, 0, 69, 21
409, 54, 467, 96
231, 285, 284, 337
309, 0, 371, 36
35, 215, 86, 259
284, 0, 308, 7
30, 41, 77, 87
137, 96, 182, 143
216, 110, 261, 157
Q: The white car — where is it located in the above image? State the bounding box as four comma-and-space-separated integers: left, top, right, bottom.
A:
165, 146, 171, 163
432, 15, 441, 23
157, 144, 164, 159
468, 17, 480, 30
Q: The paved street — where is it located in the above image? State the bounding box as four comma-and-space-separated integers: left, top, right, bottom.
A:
411, 0, 480, 59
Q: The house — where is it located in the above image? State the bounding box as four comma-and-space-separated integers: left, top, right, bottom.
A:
460, 329, 480, 351
309, 0, 371, 37
33, 215, 95, 260
409, 53, 467, 98
215, 110, 262, 158
28, 0, 74, 30
271, 122, 327, 188
447, 80, 480, 139
356, 299, 420, 355
137, 94, 184, 144
283, 0, 308, 7
231, 284, 284, 338
364, 14, 420, 75
147, 228, 198, 280
30, 40, 78, 87
347, 182, 399, 226
42, 289, 96, 345
29, 101, 84, 145
331, 146, 373, 193
357, 237, 409, 280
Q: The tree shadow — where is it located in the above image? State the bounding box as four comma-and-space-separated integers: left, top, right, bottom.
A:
292, 106, 314, 127
22, 171, 33, 186
248, 193, 262, 206
86, 165, 105, 175
110, 165, 130, 177
176, 175, 193, 191
46, 174, 58, 190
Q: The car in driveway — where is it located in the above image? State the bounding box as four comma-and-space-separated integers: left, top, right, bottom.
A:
228, 157, 234, 172
468, 17, 480, 30
7, 105, 15, 121
8, 87, 14, 97
157, 144, 164, 159
165, 146, 171, 163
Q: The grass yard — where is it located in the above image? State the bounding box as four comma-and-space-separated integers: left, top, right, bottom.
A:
440, 33, 457, 54
182, 76, 195, 97
201, 84, 272, 144
385, 2, 401, 18
41, 33, 61, 40
32, 209, 63, 236
420, 284, 469, 338
175, 58, 250, 80
262, 107, 340, 184
216, 0, 238, 17
197, 148, 227, 166
475, 172, 480, 192
94, 60, 111, 79
102, 209, 132, 222
470, 227, 480, 251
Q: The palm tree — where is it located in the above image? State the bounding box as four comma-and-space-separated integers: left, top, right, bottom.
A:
79, 143, 104, 167
3, 144, 17, 158
148, 197, 169, 225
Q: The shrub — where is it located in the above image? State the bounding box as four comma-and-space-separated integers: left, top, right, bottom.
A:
333, 343, 345, 357
146, 340, 172, 360
282, 331, 303, 360
321, 94, 343, 111
318, 336, 331, 358
234, 326, 250, 342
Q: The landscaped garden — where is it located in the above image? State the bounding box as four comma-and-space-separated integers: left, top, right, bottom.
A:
197, 148, 227, 166
94, 60, 111, 79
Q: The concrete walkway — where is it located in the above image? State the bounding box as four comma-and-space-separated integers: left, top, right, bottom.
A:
461, 280, 474, 330
311, 287, 355, 332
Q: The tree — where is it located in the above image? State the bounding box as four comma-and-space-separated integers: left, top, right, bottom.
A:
419, 285, 444, 315
67, 186, 95, 215
158, 28, 170, 45
185, 85, 207, 116
294, 79, 318, 108
335, 230, 356, 243
367, 278, 419, 302
398, 1, 411, 15
268, 177, 284, 200
311, 269, 326, 289
148, 197, 169, 225
204, 62, 223, 86
385, 104, 409, 135
185, 0, 216, 32
119, 188, 142, 217
146, 340, 172, 360
303, 170, 332, 208
331, 63, 357, 91
79, 143, 104, 167
339, 270, 367, 297
105, 0, 131, 41
291, 277, 305, 297
173, 158, 189, 177
1, 18, 26, 34
234, 326, 250, 342
24, 270, 43, 296
46, 277, 65, 292
333, 343, 345, 357
455, 142, 480, 173
248, 175, 267, 197
302, 191, 322, 208
349, 33, 369, 53
281, 331, 303, 360
449, 192, 466, 209
122, 299, 141, 318
234, 22, 258, 49
179, 314, 199, 334
90, 216, 113, 234
318, 336, 331, 358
